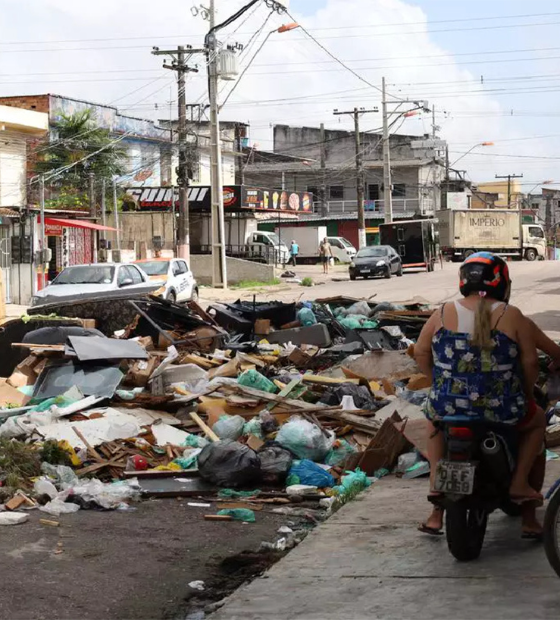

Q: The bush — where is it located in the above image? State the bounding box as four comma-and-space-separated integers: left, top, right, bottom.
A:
301, 277, 314, 287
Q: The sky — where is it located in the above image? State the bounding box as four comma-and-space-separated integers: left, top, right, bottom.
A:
2, 0, 560, 189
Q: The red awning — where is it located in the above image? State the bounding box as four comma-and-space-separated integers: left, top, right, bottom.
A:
43, 217, 117, 232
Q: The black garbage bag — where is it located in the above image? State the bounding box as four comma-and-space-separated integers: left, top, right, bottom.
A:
258, 443, 293, 484
333, 384, 377, 410
198, 440, 261, 488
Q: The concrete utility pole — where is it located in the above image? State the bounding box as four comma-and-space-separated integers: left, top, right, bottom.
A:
88, 172, 95, 218
152, 45, 200, 260
207, 0, 228, 288
495, 173, 523, 208
319, 122, 327, 216
333, 107, 379, 248
112, 178, 121, 252
39, 175, 46, 290
382, 77, 393, 225
100, 178, 106, 247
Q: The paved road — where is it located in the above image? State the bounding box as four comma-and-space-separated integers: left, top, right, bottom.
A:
202, 261, 560, 336
213, 462, 560, 620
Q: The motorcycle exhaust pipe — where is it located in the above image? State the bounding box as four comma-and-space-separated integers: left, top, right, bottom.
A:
480, 434, 511, 482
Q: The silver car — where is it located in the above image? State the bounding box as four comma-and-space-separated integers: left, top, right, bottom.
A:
31, 263, 164, 307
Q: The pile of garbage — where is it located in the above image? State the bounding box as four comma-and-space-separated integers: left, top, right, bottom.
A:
0, 294, 436, 526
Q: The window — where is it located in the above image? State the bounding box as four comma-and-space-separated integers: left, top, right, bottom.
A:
127, 266, 144, 284
179, 260, 190, 273
528, 226, 544, 238
398, 244, 406, 256
368, 184, 380, 201
329, 185, 344, 200
392, 184, 406, 198
173, 260, 187, 275
328, 238, 343, 249
254, 233, 270, 245
397, 228, 405, 242
117, 267, 130, 286
307, 186, 318, 199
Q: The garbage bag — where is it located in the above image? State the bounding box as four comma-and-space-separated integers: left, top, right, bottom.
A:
259, 410, 279, 434
325, 439, 358, 467
198, 440, 261, 488
287, 459, 335, 488
345, 301, 372, 317
297, 307, 317, 327
339, 316, 365, 330
243, 418, 263, 439
238, 369, 277, 394
39, 498, 81, 516
41, 462, 79, 488
276, 416, 334, 461
334, 384, 376, 410
217, 508, 256, 522
213, 415, 245, 440
69, 478, 140, 510
258, 444, 293, 483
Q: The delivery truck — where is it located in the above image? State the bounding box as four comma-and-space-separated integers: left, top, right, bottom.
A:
437, 209, 546, 262
275, 226, 357, 263
379, 219, 438, 272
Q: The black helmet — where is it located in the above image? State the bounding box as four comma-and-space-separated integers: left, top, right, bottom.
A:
459, 252, 511, 302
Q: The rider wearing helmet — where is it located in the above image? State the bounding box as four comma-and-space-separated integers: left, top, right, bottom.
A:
414, 252, 544, 537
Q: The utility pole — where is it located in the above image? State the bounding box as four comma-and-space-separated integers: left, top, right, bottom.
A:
39, 175, 46, 290
319, 122, 327, 216
207, 0, 228, 288
152, 45, 200, 260
382, 77, 392, 224
88, 172, 95, 218
495, 173, 523, 208
431, 105, 439, 213
112, 178, 121, 252
100, 178, 106, 239
333, 107, 378, 248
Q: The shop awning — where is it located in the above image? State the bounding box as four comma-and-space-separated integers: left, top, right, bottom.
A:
44, 217, 117, 232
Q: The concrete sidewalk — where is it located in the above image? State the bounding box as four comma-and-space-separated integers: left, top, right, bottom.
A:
212, 464, 560, 620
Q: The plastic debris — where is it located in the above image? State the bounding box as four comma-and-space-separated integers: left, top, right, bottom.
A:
287, 459, 335, 488
217, 508, 256, 522
198, 440, 261, 488
276, 417, 334, 462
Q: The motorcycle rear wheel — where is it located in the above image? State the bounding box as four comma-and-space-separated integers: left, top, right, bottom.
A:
544, 487, 560, 577
446, 502, 488, 561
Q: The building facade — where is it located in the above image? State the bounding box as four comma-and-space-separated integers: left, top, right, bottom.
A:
0, 104, 49, 304
244, 124, 446, 221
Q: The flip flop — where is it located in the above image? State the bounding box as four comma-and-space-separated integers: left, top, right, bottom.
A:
418, 523, 444, 536
521, 530, 544, 541
511, 494, 544, 505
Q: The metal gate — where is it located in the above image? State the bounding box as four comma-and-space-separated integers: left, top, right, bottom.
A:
68, 227, 93, 266
0, 226, 11, 303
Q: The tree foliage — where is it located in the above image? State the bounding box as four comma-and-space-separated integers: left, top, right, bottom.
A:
36, 109, 127, 191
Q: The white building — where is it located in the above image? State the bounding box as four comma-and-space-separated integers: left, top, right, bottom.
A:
0, 105, 49, 305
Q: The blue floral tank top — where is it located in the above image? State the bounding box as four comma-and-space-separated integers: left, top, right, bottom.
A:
424, 325, 526, 425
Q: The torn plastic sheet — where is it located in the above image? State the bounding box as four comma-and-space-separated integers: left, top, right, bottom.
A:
151, 423, 190, 447
32, 361, 124, 400
67, 335, 148, 362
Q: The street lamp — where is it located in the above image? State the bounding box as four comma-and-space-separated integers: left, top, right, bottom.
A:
450, 142, 494, 168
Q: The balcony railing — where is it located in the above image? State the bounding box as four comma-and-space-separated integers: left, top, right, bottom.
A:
313, 198, 430, 216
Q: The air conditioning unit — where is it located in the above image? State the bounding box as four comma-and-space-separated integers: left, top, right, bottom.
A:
218, 49, 239, 81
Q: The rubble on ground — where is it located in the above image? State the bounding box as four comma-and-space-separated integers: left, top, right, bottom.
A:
0, 293, 450, 537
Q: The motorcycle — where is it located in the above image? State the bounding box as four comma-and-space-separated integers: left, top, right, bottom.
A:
544, 478, 560, 576
432, 419, 521, 562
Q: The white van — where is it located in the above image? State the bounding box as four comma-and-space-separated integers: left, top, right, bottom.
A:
327, 237, 357, 264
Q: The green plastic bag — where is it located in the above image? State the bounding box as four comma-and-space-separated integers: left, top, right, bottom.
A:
217, 508, 256, 522
218, 488, 261, 499
238, 369, 277, 394
325, 439, 358, 467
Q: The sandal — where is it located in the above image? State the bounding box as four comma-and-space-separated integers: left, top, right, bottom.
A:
418, 523, 444, 536
521, 530, 543, 541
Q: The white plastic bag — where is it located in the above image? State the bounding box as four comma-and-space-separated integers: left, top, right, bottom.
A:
34, 478, 58, 499
0, 512, 29, 525
39, 498, 80, 516
276, 416, 334, 461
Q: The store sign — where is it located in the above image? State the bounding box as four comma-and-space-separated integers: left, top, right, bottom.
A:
125, 186, 312, 214
45, 222, 64, 236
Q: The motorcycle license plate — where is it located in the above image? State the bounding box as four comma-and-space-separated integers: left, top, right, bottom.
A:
434, 461, 475, 495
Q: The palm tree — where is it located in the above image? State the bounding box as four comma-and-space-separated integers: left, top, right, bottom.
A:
36, 109, 127, 206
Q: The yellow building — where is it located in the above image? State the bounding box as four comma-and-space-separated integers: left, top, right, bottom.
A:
473, 180, 523, 209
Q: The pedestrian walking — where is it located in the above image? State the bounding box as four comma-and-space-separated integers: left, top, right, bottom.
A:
289, 240, 299, 266
319, 237, 333, 274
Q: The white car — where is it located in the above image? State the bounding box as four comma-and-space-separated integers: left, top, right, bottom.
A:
31, 263, 162, 307
327, 237, 357, 264
135, 258, 199, 303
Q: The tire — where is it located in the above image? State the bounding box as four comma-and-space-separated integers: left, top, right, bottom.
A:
167, 290, 177, 303
525, 248, 538, 262
190, 288, 199, 303
397, 266, 403, 277
544, 486, 560, 577
384, 268, 392, 279
445, 502, 488, 562
350, 274, 356, 281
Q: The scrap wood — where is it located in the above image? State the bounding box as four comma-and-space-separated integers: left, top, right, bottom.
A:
266, 377, 303, 412
76, 459, 126, 476
189, 411, 220, 442
181, 354, 218, 370
302, 375, 360, 386
11, 343, 65, 353
72, 426, 104, 462
204, 515, 233, 521
216, 502, 264, 511
222, 384, 320, 411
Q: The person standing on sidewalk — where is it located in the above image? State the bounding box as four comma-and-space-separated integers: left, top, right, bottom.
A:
289, 240, 299, 267
319, 237, 333, 274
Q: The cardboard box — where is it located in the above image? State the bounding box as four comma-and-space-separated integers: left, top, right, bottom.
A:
126, 356, 158, 388
254, 319, 271, 336
7, 370, 35, 389
15, 355, 40, 380
0, 379, 29, 408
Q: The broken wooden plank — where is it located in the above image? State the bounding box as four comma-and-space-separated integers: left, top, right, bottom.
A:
302, 375, 360, 386
189, 411, 220, 442
266, 377, 302, 412
72, 426, 104, 462
204, 515, 233, 521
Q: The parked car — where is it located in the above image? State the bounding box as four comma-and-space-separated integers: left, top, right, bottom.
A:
31, 263, 163, 307
349, 245, 403, 280
135, 258, 198, 303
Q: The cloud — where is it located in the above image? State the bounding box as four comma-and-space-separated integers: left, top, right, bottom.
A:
0, 0, 555, 183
